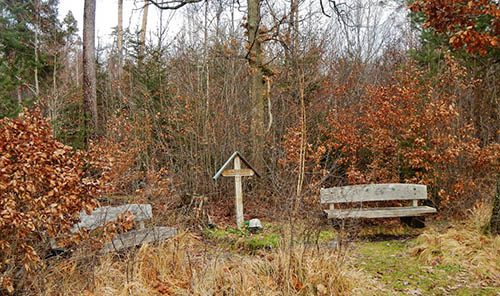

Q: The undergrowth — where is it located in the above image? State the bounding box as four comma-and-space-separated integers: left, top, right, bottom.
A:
410, 204, 500, 284
37, 232, 365, 295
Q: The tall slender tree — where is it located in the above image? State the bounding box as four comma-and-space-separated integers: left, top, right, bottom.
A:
247, 0, 266, 170
139, 0, 149, 61
492, 175, 500, 235
83, 0, 97, 139
117, 0, 123, 74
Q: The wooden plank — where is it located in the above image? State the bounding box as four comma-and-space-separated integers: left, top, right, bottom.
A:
234, 156, 244, 228
222, 169, 254, 177
325, 206, 437, 219
320, 184, 428, 204
103, 226, 177, 252
72, 204, 152, 232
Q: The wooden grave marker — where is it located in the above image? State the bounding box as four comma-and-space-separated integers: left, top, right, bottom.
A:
213, 151, 260, 228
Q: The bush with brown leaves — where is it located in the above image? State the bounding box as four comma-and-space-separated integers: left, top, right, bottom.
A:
0, 109, 98, 293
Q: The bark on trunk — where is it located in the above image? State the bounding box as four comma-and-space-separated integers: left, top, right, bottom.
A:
247, 0, 265, 171
490, 174, 500, 235
83, 0, 98, 139
117, 0, 123, 74
139, 1, 149, 60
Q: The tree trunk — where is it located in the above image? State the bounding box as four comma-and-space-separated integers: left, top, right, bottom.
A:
139, 1, 149, 60
247, 0, 265, 171
290, 0, 299, 49
490, 174, 500, 235
117, 0, 123, 74
83, 0, 98, 139
203, 0, 210, 141
34, 0, 40, 96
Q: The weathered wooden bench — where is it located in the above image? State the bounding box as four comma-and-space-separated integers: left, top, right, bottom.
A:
51, 204, 176, 253
320, 184, 436, 222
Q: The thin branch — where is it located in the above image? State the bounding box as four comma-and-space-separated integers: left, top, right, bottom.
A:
321, 0, 352, 29
320, 0, 331, 17
146, 0, 202, 10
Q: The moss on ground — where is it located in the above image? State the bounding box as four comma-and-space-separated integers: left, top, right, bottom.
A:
203, 219, 499, 295
203, 222, 281, 252
354, 239, 500, 296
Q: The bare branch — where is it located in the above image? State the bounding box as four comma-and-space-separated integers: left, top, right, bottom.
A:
320, 0, 331, 17
146, 0, 202, 10
321, 0, 349, 24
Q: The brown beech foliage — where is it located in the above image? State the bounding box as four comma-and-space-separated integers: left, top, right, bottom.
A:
281, 57, 500, 214
410, 0, 500, 55
0, 109, 98, 293
88, 112, 180, 222
88, 112, 144, 196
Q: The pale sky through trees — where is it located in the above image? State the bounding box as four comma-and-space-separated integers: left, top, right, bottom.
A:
57, 0, 407, 62
58, 0, 181, 43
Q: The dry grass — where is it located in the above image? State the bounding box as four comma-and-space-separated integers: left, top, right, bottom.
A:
36, 232, 365, 296
410, 204, 500, 283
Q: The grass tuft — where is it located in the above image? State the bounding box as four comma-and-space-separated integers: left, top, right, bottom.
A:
410, 204, 500, 284
38, 231, 363, 295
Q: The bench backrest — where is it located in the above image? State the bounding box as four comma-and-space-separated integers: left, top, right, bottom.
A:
71, 204, 152, 233
320, 184, 427, 204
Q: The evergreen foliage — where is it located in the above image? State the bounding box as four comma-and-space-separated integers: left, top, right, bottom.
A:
0, 0, 68, 118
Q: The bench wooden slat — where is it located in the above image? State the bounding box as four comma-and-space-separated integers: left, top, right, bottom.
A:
320, 184, 427, 204
48, 203, 177, 255
325, 206, 437, 219
103, 226, 177, 252
71, 204, 153, 232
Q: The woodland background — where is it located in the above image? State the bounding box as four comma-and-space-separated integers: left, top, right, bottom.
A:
0, 0, 499, 294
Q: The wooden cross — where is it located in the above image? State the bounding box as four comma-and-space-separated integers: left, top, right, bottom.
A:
213, 151, 260, 228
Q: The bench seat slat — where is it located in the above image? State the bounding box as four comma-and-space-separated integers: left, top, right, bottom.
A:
72, 204, 153, 232
103, 226, 177, 252
324, 206, 437, 219
321, 184, 427, 203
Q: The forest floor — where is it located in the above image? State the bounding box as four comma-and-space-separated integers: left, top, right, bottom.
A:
352, 238, 500, 295
40, 209, 500, 295
202, 218, 500, 296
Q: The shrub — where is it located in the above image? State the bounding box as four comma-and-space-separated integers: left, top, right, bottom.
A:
281, 57, 500, 214
0, 109, 97, 293
88, 112, 181, 224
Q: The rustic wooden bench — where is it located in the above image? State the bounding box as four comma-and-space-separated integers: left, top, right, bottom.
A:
320, 184, 436, 222
51, 204, 176, 253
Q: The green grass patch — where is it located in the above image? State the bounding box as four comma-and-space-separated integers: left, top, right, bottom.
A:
203, 222, 282, 252
354, 239, 500, 295
244, 233, 280, 250
317, 229, 338, 243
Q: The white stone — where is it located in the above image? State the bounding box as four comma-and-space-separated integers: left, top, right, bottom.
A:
248, 218, 263, 230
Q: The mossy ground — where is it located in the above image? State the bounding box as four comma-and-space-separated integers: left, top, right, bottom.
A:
203, 220, 500, 295
203, 222, 282, 253
353, 239, 500, 295
351, 228, 500, 296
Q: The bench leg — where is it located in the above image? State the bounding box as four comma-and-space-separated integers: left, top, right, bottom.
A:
400, 216, 425, 228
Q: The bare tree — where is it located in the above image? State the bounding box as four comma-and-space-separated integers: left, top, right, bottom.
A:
332, 0, 405, 64
118, 0, 123, 73
83, 0, 98, 138
247, 0, 266, 170
491, 175, 500, 235
140, 0, 150, 59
